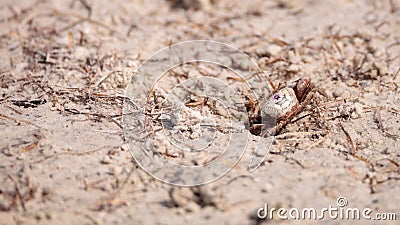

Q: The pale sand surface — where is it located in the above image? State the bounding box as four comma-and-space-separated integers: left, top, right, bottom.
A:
0, 0, 399, 224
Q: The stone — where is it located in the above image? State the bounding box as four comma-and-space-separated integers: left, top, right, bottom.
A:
101, 155, 112, 164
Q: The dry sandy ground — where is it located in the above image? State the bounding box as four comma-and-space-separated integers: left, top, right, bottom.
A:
0, 0, 400, 224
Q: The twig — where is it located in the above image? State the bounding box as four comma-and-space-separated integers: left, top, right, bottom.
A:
95, 71, 119, 87
374, 108, 399, 139
31, 145, 114, 164
22, 6, 120, 36
226, 175, 255, 185
84, 178, 108, 190
372, 158, 399, 173
339, 121, 358, 155
306, 132, 330, 150
78, 0, 92, 18
5, 105, 23, 114
0, 0, 44, 23
127, 24, 138, 37
7, 175, 26, 211
374, 108, 385, 132
393, 67, 400, 80
11, 99, 46, 108
96, 166, 136, 211
275, 130, 328, 140
64, 108, 121, 119
57, 20, 83, 34
20, 141, 39, 153
0, 113, 41, 128
286, 157, 306, 169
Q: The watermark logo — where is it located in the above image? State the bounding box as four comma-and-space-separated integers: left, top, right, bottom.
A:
122, 40, 275, 186
257, 197, 397, 221
336, 196, 348, 208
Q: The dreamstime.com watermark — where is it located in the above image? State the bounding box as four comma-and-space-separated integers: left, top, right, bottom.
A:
256, 197, 397, 221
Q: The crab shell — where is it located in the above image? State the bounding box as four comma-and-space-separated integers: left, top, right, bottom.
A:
261, 87, 300, 120
256, 78, 311, 135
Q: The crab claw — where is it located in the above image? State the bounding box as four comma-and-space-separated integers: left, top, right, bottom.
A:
293, 78, 311, 102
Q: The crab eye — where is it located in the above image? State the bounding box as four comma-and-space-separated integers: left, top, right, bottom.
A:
273, 94, 280, 100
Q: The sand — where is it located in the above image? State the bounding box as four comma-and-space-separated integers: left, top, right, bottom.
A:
0, 0, 399, 224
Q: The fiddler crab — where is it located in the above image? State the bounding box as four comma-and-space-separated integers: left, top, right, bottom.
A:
248, 78, 324, 136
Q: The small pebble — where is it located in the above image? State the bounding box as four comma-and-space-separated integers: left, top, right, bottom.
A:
74, 46, 90, 59
373, 61, 389, 76
170, 188, 197, 207
109, 166, 123, 175
184, 202, 201, 213
353, 37, 364, 47
1, 145, 13, 156
120, 143, 129, 151
302, 55, 313, 63
353, 103, 363, 118
333, 90, 343, 98
190, 131, 200, 139
287, 64, 300, 72
288, 51, 301, 64
16, 153, 25, 160
101, 155, 112, 164
261, 182, 274, 193
266, 45, 282, 57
